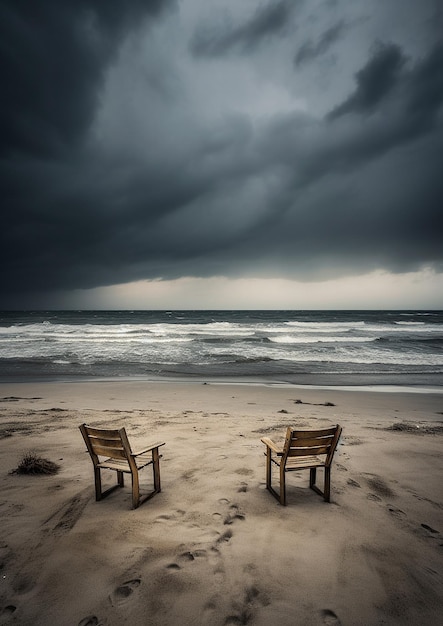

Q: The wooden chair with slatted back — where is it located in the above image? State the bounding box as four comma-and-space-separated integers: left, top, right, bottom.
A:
261, 424, 342, 505
79, 424, 165, 509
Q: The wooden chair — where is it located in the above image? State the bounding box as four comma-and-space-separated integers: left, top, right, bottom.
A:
261, 425, 342, 505
79, 424, 165, 509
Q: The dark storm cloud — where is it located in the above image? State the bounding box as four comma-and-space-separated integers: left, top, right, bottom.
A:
256, 39, 443, 271
326, 41, 443, 144
0, 0, 442, 307
327, 43, 407, 119
294, 20, 348, 67
190, 0, 295, 57
0, 0, 172, 158
255, 39, 443, 246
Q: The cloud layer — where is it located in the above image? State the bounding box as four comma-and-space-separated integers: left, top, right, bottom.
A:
1, 0, 442, 306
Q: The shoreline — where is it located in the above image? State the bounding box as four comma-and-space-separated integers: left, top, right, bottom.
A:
2, 379, 443, 429
2, 374, 443, 395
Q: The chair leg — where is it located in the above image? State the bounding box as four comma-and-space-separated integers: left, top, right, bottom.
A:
152, 447, 161, 493
94, 466, 125, 502
309, 467, 328, 500
264, 449, 283, 504
279, 465, 286, 506
309, 467, 317, 489
324, 467, 331, 502
266, 449, 272, 491
131, 470, 140, 509
94, 467, 102, 501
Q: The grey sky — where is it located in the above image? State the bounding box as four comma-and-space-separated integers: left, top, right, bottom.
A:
1, 0, 442, 308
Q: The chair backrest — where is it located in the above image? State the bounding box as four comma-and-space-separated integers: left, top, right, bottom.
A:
80, 424, 132, 465
282, 425, 342, 466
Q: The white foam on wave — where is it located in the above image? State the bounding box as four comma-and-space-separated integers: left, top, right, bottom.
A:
269, 335, 376, 344
1, 312, 442, 382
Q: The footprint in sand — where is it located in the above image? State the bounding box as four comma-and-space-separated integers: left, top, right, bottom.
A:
224, 610, 252, 625
388, 506, 406, 518
421, 523, 439, 534
163, 499, 243, 577
167, 546, 216, 571
216, 529, 233, 544
178, 550, 196, 562
321, 608, 342, 625
0, 605, 16, 622
367, 493, 382, 502
364, 474, 395, 499
166, 505, 237, 575
154, 509, 186, 524
235, 468, 254, 477
109, 579, 141, 606
78, 616, 102, 626
346, 479, 361, 488
166, 563, 181, 570
216, 499, 246, 526
224, 584, 269, 625
224, 506, 245, 526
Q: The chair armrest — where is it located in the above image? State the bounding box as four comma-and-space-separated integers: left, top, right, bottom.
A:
132, 441, 165, 457
260, 437, 283, 455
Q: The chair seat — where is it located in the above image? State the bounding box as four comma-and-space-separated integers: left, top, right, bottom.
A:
271, 454, 326, 470
97, 453, 156, 473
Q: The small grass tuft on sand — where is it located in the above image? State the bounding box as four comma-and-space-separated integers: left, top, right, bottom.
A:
11, 451, 60, 475
386, 422, 443, 435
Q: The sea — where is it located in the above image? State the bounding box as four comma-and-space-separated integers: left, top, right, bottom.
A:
0, 310, 442, 390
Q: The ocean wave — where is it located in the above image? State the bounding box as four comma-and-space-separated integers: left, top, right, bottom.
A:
272, 352, 443, 366
268, 335, 376, 344
200, 337, 238, 344
233, 356, 274, 364
1, 310, 442, 385
285, 321, 365, 328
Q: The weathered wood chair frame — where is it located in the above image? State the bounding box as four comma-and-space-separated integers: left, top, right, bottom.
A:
80, 424, 165, 509
261, 425, 342, 505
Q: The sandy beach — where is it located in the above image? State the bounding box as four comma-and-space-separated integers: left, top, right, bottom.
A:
1, 380, 443, 625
